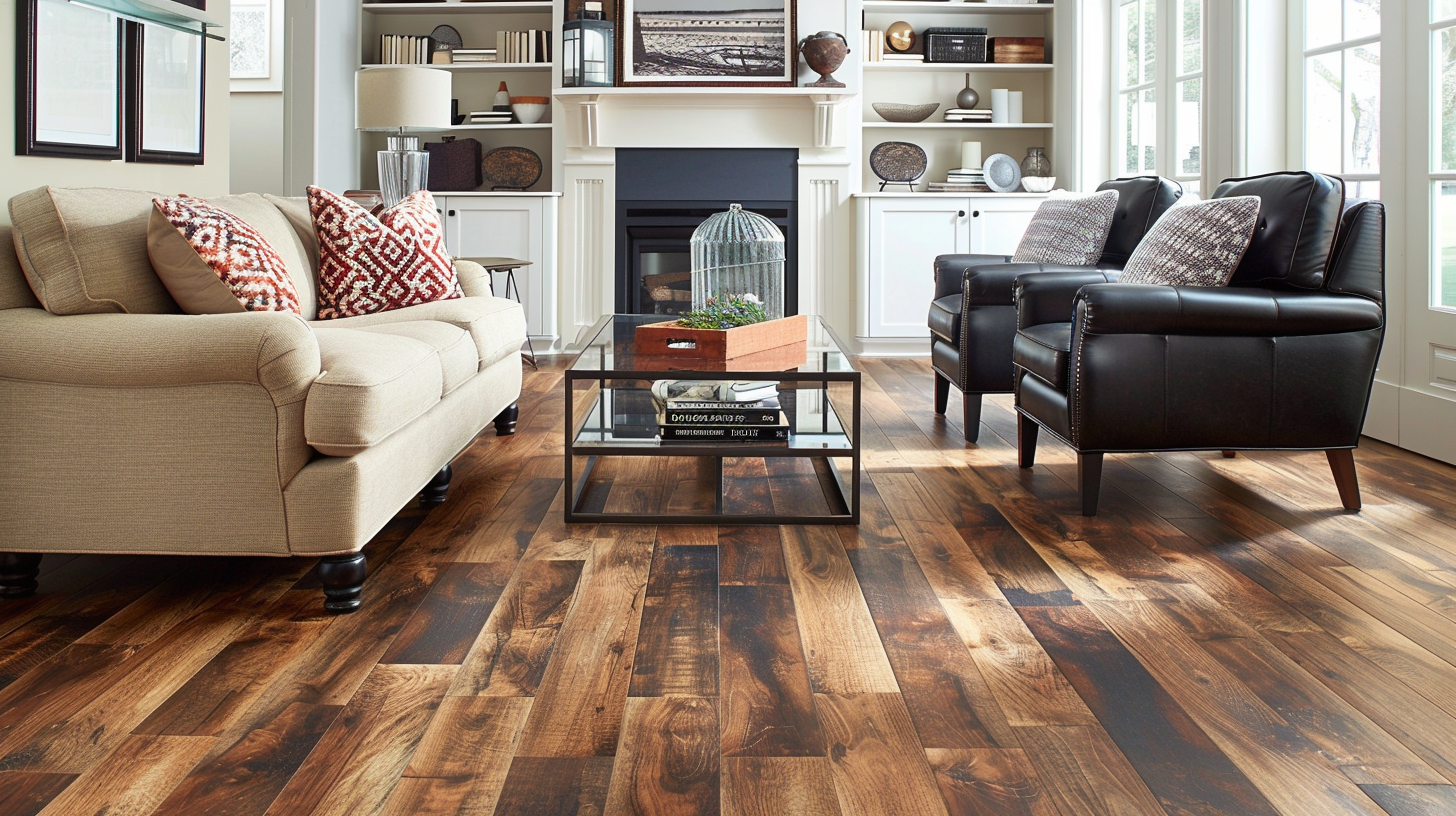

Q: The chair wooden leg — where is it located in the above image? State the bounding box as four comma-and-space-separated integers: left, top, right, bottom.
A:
963, 394, 983, 443
419, 464, 452, 508
934, 373, 950, 415
0, 553, 42, 598
1221, 451, 1237, 458
318, 552, 367, 614
1017, 412, 1038, 468
494, 402, 519, 436
1078, 452, 1104, 516
1326, 449, 1362, 511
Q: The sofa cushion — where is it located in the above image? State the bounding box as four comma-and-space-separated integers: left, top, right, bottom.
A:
306, 329, 444, 456
147, 197, 303, 315
8, 186, 179, 315
265, 194, 320, 274
928, 294, 961, 343
313, 296, 526, 369
0, 226, 42, 311
1213, 171, 1344, 289
309, 187, 461, 320
1011, 190, 1120, 266
207, 193, 318, 318
352, 321, 477, 396
1119, 196, 1262, 287
1013, 323, 1073, 390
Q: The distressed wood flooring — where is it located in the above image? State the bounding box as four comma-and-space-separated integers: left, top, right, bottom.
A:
5, 357, 1456, 815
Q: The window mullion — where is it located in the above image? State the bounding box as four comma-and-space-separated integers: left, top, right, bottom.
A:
1161, 0, 1176, 180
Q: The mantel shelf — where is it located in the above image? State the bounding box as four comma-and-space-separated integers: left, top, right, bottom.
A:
554, 89, 856, 149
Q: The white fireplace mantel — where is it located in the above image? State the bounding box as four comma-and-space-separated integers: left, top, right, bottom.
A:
554, 89, 855, 150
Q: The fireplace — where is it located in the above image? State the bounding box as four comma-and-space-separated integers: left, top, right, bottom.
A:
615, 148, 797, 315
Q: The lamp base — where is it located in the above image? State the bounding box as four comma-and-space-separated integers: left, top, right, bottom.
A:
379, 134, 429, 208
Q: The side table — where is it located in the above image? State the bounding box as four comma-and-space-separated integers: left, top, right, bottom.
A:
461, 256, 537, 368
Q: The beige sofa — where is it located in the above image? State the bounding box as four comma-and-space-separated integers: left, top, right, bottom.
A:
0, 187, 527, 612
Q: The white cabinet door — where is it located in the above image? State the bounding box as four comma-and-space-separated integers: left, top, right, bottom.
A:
967, 198, 1043, 256
865, 198, 971, 338
441, 196, 558, 341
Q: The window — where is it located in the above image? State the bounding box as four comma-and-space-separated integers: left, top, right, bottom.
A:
1114, 0, 1203, 196
1302, 0, 1380, 198
1434, 1, 1456, 308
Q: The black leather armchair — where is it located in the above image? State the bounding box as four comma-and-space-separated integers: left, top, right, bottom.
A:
928, 176, 1183, 442
1010, 171, 1385, 516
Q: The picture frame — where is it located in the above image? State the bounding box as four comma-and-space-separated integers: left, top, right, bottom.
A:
15, 0, 125, 160
619, 0, 796, 87
229, 0, 283, 93
124, 20, 205, 164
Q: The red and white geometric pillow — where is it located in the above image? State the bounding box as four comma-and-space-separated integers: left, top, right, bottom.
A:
309, 187, 461, 320
147, 196, 302, 315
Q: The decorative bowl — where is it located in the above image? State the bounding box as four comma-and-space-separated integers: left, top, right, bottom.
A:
510, 96, 549, 125
872, 102, 939, 123
1020, 176, 1057, 193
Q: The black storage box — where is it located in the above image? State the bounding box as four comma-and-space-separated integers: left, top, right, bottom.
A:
425, 136, 484, 192
924, 27, 987, 64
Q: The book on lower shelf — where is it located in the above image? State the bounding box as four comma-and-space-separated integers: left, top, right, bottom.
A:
650, 380, 779, 404
658, 412, 790, 442
663, 397, 783, 426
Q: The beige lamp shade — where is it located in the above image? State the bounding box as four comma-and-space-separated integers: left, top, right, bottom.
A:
356, 67, 452, 130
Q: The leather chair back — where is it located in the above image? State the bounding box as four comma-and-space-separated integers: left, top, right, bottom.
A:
1324, 200, 1385, 305
1213, 171, 1344, 290
1094, 176, 1184, 267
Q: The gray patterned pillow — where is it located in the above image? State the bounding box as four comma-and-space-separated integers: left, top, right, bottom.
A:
1119, 196, 1262, 286
1010, 189, 1120, 266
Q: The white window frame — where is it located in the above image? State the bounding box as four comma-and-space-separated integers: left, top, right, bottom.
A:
1112, 0, 1203, 194
1292, 1, 1381, 196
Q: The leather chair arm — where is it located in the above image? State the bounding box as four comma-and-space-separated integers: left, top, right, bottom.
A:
1075, 284, 1385, 337
933, 253, 1011, 299
1015, 271, 1121, 329
0, 308, 321, 407
965, 263, 1120, 307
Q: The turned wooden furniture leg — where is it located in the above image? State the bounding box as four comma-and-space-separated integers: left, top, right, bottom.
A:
419, 464, 452, 508
1221, 451, 1237, 458
963, 394, 983, 443
1017, 412, 1038, 468
1326, 449, 1362, 511
1078, 452, 1105, 516
934, 373, 950, 415
318, 553, 367, 614
494, 402, 519, 436
0, 553, 42, 598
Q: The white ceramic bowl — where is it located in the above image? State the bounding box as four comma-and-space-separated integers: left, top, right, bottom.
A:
1020, 176, 1057, 193
510, 99, 548, 125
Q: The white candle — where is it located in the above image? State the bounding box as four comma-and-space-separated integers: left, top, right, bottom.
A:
991, 89, 1009, 124
1009, 91, 1024, 124
961, 141, 982, 170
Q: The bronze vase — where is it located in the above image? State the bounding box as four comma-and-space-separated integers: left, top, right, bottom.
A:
799, 31, 849, 88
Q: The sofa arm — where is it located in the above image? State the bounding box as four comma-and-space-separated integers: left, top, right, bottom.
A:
1076, 285, 1385, 337
1015, 271, 1121, 329
933, 253, 1011, 299
0, 308, 321, 406
455, 258, 492, 299
963, 263, 1115, 308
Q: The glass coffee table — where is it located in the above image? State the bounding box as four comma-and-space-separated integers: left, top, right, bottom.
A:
565, 314, 860, 524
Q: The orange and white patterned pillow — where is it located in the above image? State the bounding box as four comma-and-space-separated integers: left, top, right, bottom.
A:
147, 196, 302, 315
309, 187, 461, 320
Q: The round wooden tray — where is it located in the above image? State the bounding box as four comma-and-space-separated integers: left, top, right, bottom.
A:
482, 146, 542, 191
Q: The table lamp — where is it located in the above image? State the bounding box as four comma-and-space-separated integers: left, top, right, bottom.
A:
356, 67, 452, 207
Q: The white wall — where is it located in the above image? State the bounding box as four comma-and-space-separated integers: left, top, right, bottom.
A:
0, 0, 231, 226
230, 93, 287, 194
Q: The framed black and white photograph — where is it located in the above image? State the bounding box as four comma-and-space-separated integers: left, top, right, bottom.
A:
16, 0, 124, 160
125, 22, 206, 164
620, 0, 795, 87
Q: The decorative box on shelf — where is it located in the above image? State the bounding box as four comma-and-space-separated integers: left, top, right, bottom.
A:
634, 314, 808, 371
988, 37, 1045, 64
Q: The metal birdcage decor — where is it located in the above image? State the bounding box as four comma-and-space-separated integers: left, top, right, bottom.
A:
690, 203, 786, 320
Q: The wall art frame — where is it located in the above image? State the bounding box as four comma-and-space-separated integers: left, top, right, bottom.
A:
15, 0, 125, 160
618, 0, 796, 87
124, 19, 205, 164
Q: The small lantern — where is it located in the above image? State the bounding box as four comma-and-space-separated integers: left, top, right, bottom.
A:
691, 204, 787, 320
563, 1, 615, 87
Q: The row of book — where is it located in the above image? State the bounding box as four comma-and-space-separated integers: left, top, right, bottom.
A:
944, 107, 992, 123
465, 109, 514, 125
497, 30, 552, 64
449, 48, 498, 64
861, 31, 931, 63
612, 381, 790, 442
928, 166, 991, 193
377, 34, 435, 65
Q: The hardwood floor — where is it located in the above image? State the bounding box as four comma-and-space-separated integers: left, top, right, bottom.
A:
5, 356, 1456, 815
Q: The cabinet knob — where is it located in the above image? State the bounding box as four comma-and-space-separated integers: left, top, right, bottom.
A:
957, 210, 965, 218
973, 210, 981, 217
448, 209, 457, 217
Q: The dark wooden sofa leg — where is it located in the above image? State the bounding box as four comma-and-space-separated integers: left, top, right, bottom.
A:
1078, 452, 1104, 516
1017, 412, 1039, 468
494, 402, 519, 436
420, 464, 453, 508
0, 553, 42, 598
934, 373, 950, 415
318, 553, 367, 614
963, 394, 983, 443
1326, 449, 1362, 511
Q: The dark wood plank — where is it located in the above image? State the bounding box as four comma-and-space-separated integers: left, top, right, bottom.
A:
381, 561, 513, 665
451, 559, 584, 697
492, 756, 614, 816
925, 748, 1059, 816
718, 526, 788, 586
1360, 784, 1456, 815
26, 733, 213, 815
813, 692, 949, 816
630, 545, 719, 697
0, 771, 76, 816
719, 584, 824, 757
604, 696, 720, 815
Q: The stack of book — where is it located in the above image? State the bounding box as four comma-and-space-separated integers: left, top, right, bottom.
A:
861, 30, 885, 62
883, 52, 925, 63
928, 168, 991, 193
467, 110, 514, 125
497, 30, 551, 63
449, 48, 498, 64
378, 34, 433, 65
944, 108, 993, 123
650, 380, 789, 442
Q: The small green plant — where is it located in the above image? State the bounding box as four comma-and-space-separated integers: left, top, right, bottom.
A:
676, 293, 769, 329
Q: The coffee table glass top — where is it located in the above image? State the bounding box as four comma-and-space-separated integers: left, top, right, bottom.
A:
568, 314, 856, 377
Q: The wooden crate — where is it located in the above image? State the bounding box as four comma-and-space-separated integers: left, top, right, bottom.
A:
988, 36, 1045, 64
634, 314, 808, 368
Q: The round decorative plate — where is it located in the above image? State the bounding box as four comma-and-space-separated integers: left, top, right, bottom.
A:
982, 152, 1022, 193
869, 141, 927, 183
431, 25, 463, 50
483, 146, 543, 191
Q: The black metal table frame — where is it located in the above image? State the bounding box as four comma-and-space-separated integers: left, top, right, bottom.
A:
564, 315, 861, 525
